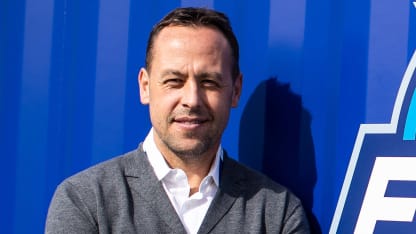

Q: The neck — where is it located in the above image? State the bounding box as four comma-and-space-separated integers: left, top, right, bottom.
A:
163, 150, 216, 196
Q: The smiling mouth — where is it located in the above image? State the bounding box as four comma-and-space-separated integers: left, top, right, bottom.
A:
174, 117, 207, 125
171, 115, 210, 127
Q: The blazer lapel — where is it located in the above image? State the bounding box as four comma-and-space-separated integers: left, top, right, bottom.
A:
197, 154, 245, 234
124, 146, 186, 233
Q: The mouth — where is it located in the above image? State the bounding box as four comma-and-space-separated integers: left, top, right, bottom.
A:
172, 116, 209, 128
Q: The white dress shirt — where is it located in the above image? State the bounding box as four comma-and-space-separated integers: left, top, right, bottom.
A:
143, 129, 222, 234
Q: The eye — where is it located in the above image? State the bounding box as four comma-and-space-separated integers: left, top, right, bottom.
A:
164, 78, 184, 87
201, 79, 220, 88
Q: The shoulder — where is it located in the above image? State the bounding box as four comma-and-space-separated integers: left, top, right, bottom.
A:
46, 148, 148, 232
67, 149, 138, 183
219, 154, 310, 232
222, 154, 304, 211
56, 147, 148, 196
223, 155, 290, 193
49, 147, 149, 218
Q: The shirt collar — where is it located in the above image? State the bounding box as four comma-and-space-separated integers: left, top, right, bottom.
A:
143, 128, 222, 186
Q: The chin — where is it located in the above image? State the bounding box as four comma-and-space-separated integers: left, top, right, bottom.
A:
169, 142, 212, 159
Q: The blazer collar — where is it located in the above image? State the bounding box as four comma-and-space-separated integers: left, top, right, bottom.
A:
198, 152, 246, 234
124, 145, 187, 233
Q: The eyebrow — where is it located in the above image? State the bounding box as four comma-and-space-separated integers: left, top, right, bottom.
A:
160, 70, 186, 78
195, 72, 223, 81
160, 69, 223, 81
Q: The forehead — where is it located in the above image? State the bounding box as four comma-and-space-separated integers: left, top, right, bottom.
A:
152, 25, 231, 57
148, 25, 234, 77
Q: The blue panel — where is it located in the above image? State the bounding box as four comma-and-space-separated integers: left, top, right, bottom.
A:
267, 0, 306, 90
215, 0, 271, 160
182, 0, 213, 8
14, 0, 54, 233
302, 0, 350, 231
123, 0, 153, 152
331, 0, 369, 231
45, 0, 100, 204
0, 1, 26, 233
366, 0, 409, 123
91, 0, 131, 163
409, 2, 416, 56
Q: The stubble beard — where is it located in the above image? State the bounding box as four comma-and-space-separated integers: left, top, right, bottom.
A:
152, 106, 226, 162
161, 130, 218, 161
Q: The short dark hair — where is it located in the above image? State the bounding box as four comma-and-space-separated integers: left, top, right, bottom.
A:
145, 7, 240, 80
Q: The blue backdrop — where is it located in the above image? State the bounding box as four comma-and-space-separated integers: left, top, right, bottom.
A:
1, 0, 415, 233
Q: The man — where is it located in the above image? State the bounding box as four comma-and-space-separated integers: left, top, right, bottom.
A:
46, 7, 310, 233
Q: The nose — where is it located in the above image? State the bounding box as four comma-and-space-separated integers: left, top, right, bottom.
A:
181, 79, 202, 108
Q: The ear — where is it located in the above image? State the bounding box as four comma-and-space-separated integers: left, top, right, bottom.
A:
138, 68, 150, 104
231, 73, 242, 108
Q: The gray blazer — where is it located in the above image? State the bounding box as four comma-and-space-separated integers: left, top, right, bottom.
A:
45, 146, 310, 233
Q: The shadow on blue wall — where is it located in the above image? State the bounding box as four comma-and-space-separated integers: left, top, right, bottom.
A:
239, 78, 321, 233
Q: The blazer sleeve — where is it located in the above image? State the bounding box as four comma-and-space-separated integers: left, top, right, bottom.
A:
45, 180, 98, 234
282, 202, 310, 234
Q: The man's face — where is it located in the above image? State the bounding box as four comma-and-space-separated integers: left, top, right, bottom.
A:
139, 25, 242, 159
